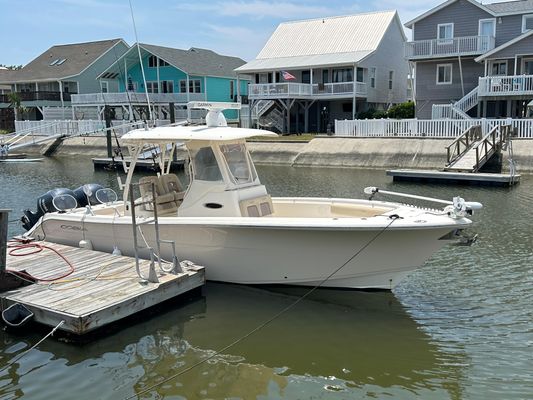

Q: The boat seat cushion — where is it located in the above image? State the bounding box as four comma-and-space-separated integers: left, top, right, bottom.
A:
159, 174, 185, 204
139, 176, 179, 212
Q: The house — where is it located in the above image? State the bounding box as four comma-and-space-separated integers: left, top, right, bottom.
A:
235, 11, 410, 133
0, 39, 129, 123
405, 0, 533, 119
0, 69, 15, 130
72, 44, 250, 122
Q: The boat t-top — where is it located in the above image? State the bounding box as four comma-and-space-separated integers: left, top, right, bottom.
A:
22, 102, 481, 289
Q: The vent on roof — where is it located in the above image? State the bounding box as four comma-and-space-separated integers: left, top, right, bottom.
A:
56, 58, 67, 65
50, 59, 60, 66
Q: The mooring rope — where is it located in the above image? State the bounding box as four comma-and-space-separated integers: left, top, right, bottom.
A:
0, 320, 65, 375
125, 215, 400, 399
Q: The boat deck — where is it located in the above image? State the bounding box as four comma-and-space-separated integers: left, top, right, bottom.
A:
387, 169, 520, 187
0, 241, 204, 335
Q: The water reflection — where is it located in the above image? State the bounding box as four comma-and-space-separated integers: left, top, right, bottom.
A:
0, 283, 465, 399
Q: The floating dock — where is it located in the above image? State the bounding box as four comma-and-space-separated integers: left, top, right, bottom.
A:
0, 241, 204, 335
92, 157, 184, 172
387, 169, 520, 187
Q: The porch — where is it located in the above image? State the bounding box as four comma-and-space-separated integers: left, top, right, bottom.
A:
404, 36, 495, 60
478, 75, 533, 97
71, 92, 205, 106
249, 82, 367, 100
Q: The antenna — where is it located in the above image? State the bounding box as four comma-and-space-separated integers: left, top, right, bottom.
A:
128, 0, 153, 122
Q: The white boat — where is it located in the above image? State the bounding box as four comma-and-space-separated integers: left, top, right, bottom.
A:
23, 102, 481, 289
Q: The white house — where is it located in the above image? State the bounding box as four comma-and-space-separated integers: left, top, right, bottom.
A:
236, 11, 410, 133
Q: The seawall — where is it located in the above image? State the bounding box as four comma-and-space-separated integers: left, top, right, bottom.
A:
18, 135, 533, 173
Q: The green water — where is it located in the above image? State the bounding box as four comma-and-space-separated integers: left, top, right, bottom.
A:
0, 157, 532, 399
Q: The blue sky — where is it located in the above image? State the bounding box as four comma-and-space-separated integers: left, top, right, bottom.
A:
0, 0, 504, 66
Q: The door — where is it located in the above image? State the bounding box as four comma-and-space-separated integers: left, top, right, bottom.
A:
478, 19, 495, 51
523, 59, 533, 75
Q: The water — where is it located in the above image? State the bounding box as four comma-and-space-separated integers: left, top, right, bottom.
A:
0, 157, 532, 399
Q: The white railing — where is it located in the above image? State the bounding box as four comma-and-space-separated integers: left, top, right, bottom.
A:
71, 92, 205, 105
478, 75, 533, 96
432, 104, 470, 119
249, 81, 367, 99
455, 86, 479, 112
405, 35, 495, 59
335, 118, 533, 138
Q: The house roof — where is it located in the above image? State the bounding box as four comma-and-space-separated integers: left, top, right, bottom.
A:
99, 44, 246, 80
0, 39, 126, 84
405, 0, 533, 28
236, 11, 401, 73
475, 28, 533, 61
484, 0, 533, 14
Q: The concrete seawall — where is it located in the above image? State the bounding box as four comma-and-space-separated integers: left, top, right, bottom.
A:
19, 135, 533, 173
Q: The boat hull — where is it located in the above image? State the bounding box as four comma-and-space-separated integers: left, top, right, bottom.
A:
30, 216, 458, 289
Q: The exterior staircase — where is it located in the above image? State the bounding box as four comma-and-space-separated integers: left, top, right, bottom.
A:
444, 124, 512, 172
432, 87, 479, 120
255, 100, 284, 132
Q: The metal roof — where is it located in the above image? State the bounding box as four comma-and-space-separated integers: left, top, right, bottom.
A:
122, 125, 276, 143
236, 11, 399, 73
485, 0, 533, 14
100, 44, 247, 80
0, 39, 126, 84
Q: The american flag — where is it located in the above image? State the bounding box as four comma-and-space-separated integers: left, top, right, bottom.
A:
281, 70, 296, 81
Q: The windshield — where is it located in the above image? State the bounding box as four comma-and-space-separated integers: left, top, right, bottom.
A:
220, 143, 257, 184
192, 146, 223, 182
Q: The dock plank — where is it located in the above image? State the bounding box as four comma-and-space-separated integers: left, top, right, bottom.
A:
1, 241, 205, 335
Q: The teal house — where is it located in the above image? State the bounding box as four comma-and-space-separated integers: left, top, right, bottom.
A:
72, 43, 250, 122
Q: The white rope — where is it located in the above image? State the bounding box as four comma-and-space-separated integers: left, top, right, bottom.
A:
0, 320, 65, 374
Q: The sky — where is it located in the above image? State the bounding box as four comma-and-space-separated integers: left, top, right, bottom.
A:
0, 0, 509, 66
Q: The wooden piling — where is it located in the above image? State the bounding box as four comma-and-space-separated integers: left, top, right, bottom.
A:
0, 209, 23, 292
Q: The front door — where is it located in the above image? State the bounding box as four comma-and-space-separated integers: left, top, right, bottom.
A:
478, 19, 495, 51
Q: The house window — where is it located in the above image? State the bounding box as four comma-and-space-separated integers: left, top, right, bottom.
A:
230, 80, 234, 100
179, 79, 201, 93
100, 81, 108, 93
127, 77, 137, 91
370, 67, 376, 88
148, 55, 170, 68
522, 14, 533, 32
160, 80, 174, 93
388, 70, 394, 90
332, 68, 353, 83
437, 23, 454, 40
436, 64, 452, 85
146, 81, 159, 93
491, 60, 507, 76
322, 70, 329, 84
301, 70, 310, 84
356, 68, 364, 83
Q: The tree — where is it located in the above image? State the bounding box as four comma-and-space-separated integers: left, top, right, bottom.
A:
7, 92, 27, 120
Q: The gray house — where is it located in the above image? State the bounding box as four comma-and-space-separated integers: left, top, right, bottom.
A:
236, 11, 409, 133
0, 39, 129, 122
406, 0, 533, 119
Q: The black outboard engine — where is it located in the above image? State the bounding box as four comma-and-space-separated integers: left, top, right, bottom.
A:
21, 183, 105, 232
72, 184, 105, 207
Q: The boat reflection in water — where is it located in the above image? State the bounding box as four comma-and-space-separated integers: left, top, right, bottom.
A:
0, 283, 465, 399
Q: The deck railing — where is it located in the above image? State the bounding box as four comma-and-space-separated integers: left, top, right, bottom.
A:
71, 92, 205, 105
478, 75, 533, 96
0, 91, 75, 103
249, 81, 367, 99
404, 35, 494, 59
334, 118, 533, 138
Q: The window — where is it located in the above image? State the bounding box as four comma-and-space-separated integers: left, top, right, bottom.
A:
522, 14, 533, 32
146, 81, 159, 93
478, 19, 496, 51
127, 77, 137, 91
322, 70, 329, 84
491, 60, 507, 76
436, 64, 452, 84
370, 67, 376, 88
301, 70, 310, 84
230, 80, 234, 100
388, 70, 394, 90
220, 143, 257, 184
356, 68, 364, 83
100, 81, 108, 93
332, 68, 353, 83
148, 55, 170, 67
437, 23, 454, 40
179, 79, 201, 93
160, 80, 174, 93
193, 147, 223, 182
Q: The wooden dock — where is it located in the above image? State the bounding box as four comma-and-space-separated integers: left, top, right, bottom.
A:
0, 241, 204, 335
387, 169, 520, 186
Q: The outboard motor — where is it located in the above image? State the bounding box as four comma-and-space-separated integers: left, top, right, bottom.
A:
72, 183, 105, 207
21, 188, 77, 231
